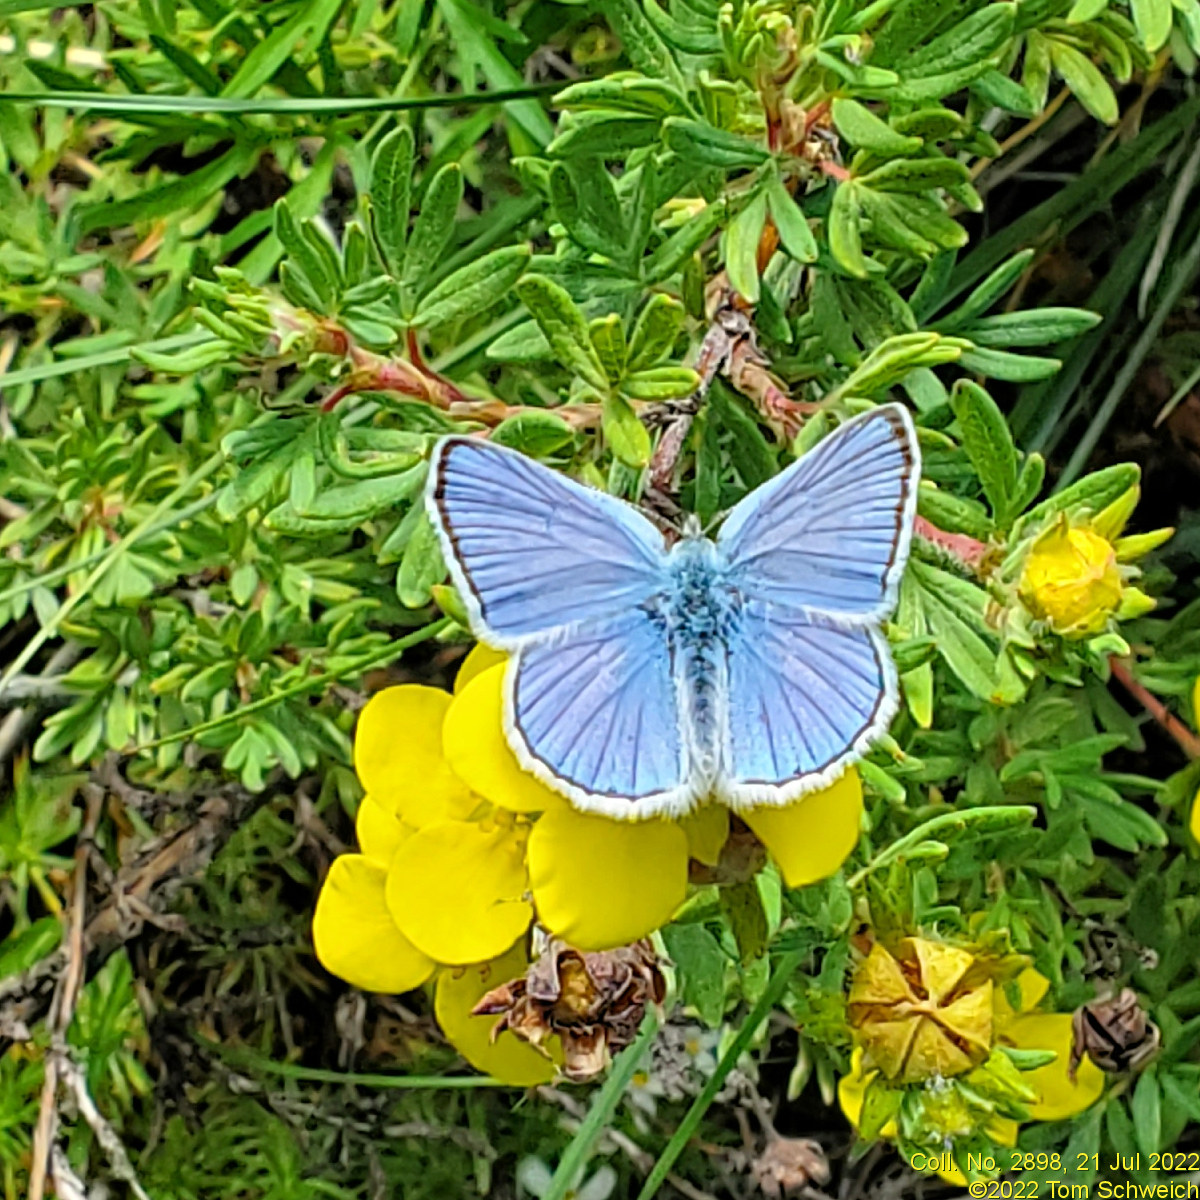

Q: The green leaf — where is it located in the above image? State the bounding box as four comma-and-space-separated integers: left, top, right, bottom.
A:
643, 198, 727, 282
710, 383, 775, 489
910, 560, 999, 700
590, 315, 628, 383
1068, 0, 1110, 18
1017, 462, 1140, 534
938, 249, 1035, 326
959, 347, 1062, 381
274, 201, 340, 309
900, 4, 1016, 79
627, 294, 686, 370
548, 111, 662, 157
829, 181, 868, 278
1132, 1067, 1162, 1157
603, 0, 688, 94
602, 394, 651, 467
721, 879, 768, 965
662, 117, 769, 168
1012, 453, 1046, 513
643, 0, 721, 53
858, 155, 972, 193
490, 411, 576, 457
971, 69, 1037, 116
221, 0, 344, 97
832, 98, 922, 155
917, 486, 995, 539
411, 245, 531, 330
949, 380, 1019, 522
515, 275, 608, 391
435, 0, 555, 147
834, 332, 963, 399
767, 177, 818, 262
1132, 0, 1173, 49
0, 918, 62, 980
75, 142, 259, 236
1049, 39, 1119, 125
133, 339, 231, 374
860, 1080, 904, 1141
553, 75, 690, 117
265, 466, 426, 534
548, 159, 628, 263
371, 125, 414, 274
1079, 792, 1168, 851
724, 188, 767, 303
621, 366, 699, 400
661, 924, 726, 1027
962, 308, 1102, 347
857, 188, 937, 255
398, 512, 447, 608
401, 164, 464, 316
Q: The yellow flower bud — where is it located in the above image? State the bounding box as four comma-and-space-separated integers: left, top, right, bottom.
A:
847, 939, 994, 1084
1018, 518, 1122, 637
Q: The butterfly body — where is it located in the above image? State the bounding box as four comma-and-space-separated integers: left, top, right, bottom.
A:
644, 536, 741, 788
428, 405, 920, 820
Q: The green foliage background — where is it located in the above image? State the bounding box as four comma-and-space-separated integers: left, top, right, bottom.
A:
1, 0, 1200, 1197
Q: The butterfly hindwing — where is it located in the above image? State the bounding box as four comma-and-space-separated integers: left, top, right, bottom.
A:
719, 602, 896, 808
428, 437, 669, 646
717, 404, 919, 622
507, 612, 691, 817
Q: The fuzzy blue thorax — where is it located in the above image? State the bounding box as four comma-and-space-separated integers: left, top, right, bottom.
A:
642, 535, 744, 780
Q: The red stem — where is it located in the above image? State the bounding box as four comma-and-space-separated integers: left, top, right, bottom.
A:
1108, 657, 1200, 761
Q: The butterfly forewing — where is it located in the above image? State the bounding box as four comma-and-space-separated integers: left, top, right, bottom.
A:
717, 405, 919, 622
429, 437, 669, 646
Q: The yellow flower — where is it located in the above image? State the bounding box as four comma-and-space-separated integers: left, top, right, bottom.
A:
314, 644, 866, 1080
1016, 488, 1171, 639
840, 963, 1105, 1182
1019, 519, 1122, 637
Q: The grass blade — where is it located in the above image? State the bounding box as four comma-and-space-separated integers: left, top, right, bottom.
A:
545, 1011, 659, 1200
635, 948, 805, 1200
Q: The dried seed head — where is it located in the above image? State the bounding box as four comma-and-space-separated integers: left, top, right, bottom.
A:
472, 939, 665, 1082
1070, 988, 1160, 1077
750, 1137, 830, 1199
847, 938, 994, 1084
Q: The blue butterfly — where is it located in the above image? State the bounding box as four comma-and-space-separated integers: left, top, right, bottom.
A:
426, 403, 920, 820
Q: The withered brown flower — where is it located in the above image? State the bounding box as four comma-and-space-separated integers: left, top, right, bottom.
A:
750, 1137, 830, 1199
1070, 988, 1160, 1078
472, 939, 666, 1081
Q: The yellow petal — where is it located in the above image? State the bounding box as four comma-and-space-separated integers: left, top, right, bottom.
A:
386, 821, 533, 965
741, 769, 863, 888
1001, 1012, 1105, 1121
354, 686, 474, 826
680, 804, 729, 866
527, 808, 688, 950
444, 666, 566, 814
837, 1048, 899, 1139
1191, 786, 1200, 843
434, 943, 559, 1086
356, 794, 412, 864
312, 855, 435, 993
455, 643, 508, 694
995, 967, 1051, 1020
